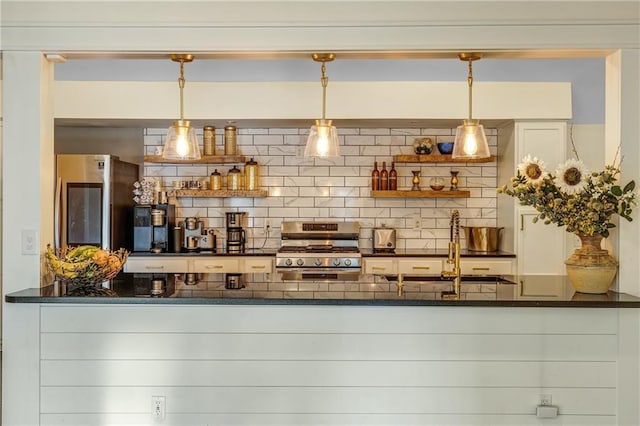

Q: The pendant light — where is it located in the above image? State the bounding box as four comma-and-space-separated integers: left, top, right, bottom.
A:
452, 52, 491, 159
304, 53, 340, 158
162, 54, 201, 160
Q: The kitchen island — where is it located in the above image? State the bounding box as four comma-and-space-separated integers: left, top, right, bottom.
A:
5, 274, 640, 425
6, 274, 640, 307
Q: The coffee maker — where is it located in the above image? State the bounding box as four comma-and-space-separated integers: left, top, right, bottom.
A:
225, 212, 246, 253
181, 217, 203, 252
133, 204, 176, 253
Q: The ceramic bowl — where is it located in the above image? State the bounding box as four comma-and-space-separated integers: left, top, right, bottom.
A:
437, 142, 454, 155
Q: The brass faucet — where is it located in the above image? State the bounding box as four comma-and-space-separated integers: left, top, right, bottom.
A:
441, 209, 461, 300
397, 273, 404, 296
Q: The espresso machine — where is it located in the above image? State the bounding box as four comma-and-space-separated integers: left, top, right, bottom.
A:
225, 212, 246, 253
181, 217, 203, 252
133, 204, 176, 253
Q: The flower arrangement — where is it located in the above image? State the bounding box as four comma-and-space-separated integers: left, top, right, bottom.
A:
498, 154, 637, 237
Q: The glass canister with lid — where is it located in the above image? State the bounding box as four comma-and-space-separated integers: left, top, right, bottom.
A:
244, 158, 260, 190
227, 165, 243, 190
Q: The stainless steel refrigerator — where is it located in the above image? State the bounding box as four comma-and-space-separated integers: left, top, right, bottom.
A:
55, 154, 139, 250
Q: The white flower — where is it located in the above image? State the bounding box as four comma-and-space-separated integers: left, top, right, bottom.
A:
555, 159, 589, 195
517, 155, 547, 184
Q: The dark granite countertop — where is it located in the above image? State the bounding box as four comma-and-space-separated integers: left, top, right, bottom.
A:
361, 249, 516, 257
129, 249, 515, 258
130, 248, 278, 257
6, 274, 640, 307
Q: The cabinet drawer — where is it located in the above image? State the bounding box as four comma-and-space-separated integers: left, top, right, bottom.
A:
397, 259, 442, 275
241, 257, 274, 273
124, 257, 190, 273
461, 259, 514, 276
192, 257, 241, 273
364, 258, 397, 275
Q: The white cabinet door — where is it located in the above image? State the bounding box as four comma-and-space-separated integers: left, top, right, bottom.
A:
518, 212, 566, 275
124, 256, 191, 273
241, 257, 274, 274
460, 259, 514, 276
192, 257, 241, 274
363, 258, 397, 275
397, 258, 442, 276
515, 121, 567, 167
513, 121, 567, 275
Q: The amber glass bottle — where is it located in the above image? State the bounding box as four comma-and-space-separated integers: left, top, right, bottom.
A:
371, 161, 380, 191
389, 162, 398, 190
381, 162, 389, 190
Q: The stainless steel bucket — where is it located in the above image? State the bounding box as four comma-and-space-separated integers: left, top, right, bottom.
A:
462, 226, 503, 252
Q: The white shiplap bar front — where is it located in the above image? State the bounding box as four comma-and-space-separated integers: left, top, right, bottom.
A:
38, 305, 619, 425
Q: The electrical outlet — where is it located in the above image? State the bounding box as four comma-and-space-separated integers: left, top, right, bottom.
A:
21, 229, 38, 255
540, 394, 552, 406
151, 396, 166, 422
412, 214, 422, 230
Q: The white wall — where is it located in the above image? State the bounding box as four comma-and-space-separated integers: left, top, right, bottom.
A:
39, 304, 619, 425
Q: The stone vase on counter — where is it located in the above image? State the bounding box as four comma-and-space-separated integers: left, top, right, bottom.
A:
565, 233, 618, 294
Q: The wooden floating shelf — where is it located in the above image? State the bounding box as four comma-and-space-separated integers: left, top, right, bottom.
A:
372, 190, 471, 198
168, 189, 268, 198
144, 155, 247, 164
393, 154, 495, 164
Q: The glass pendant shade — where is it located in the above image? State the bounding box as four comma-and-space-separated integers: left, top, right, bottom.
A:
163, 119, 201, 160
452, 119, 491, 159
304, 119, 340, 157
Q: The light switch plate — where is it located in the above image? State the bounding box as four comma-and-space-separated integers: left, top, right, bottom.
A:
21, 229, 38, 255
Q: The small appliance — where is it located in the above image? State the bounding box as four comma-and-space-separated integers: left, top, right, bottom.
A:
226, 212, 246, 253
373, 227, 396, 253
181, 217, 203, 252
133, 204, 176, 253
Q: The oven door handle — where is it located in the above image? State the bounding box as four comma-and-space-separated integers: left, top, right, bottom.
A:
275, 267, 361, 273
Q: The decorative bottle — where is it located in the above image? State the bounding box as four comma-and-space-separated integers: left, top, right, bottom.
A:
371, 161, 380, 191
389, 162, 398, 190
380, 162, 389, 190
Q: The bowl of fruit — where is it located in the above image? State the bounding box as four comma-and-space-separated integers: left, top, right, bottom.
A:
46, 244, 129, 295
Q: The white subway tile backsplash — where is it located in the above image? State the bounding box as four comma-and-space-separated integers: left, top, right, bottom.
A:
298, 207, 330, 217
299, 166, 329, 176
143, 126, 497, 249
391, 128, 422, 136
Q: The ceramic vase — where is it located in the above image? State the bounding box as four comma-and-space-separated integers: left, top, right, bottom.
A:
565, 233, 618, 294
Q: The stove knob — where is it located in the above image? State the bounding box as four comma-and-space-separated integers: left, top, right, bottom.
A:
314, 258, 323, 266
332, 258, 341, 266
284, 258, 293, 266
296, 258, 305, 266
344, 259, 352, 266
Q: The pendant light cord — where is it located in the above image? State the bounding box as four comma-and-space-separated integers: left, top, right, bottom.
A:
178, 59, 186, 121
320, 61, 328, 120
467, 59, 474, 120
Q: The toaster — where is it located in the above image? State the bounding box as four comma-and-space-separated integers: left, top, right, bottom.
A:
373, 227, 396, 252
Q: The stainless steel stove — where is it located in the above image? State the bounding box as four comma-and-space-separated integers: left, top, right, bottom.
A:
276, 221, 361, 280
